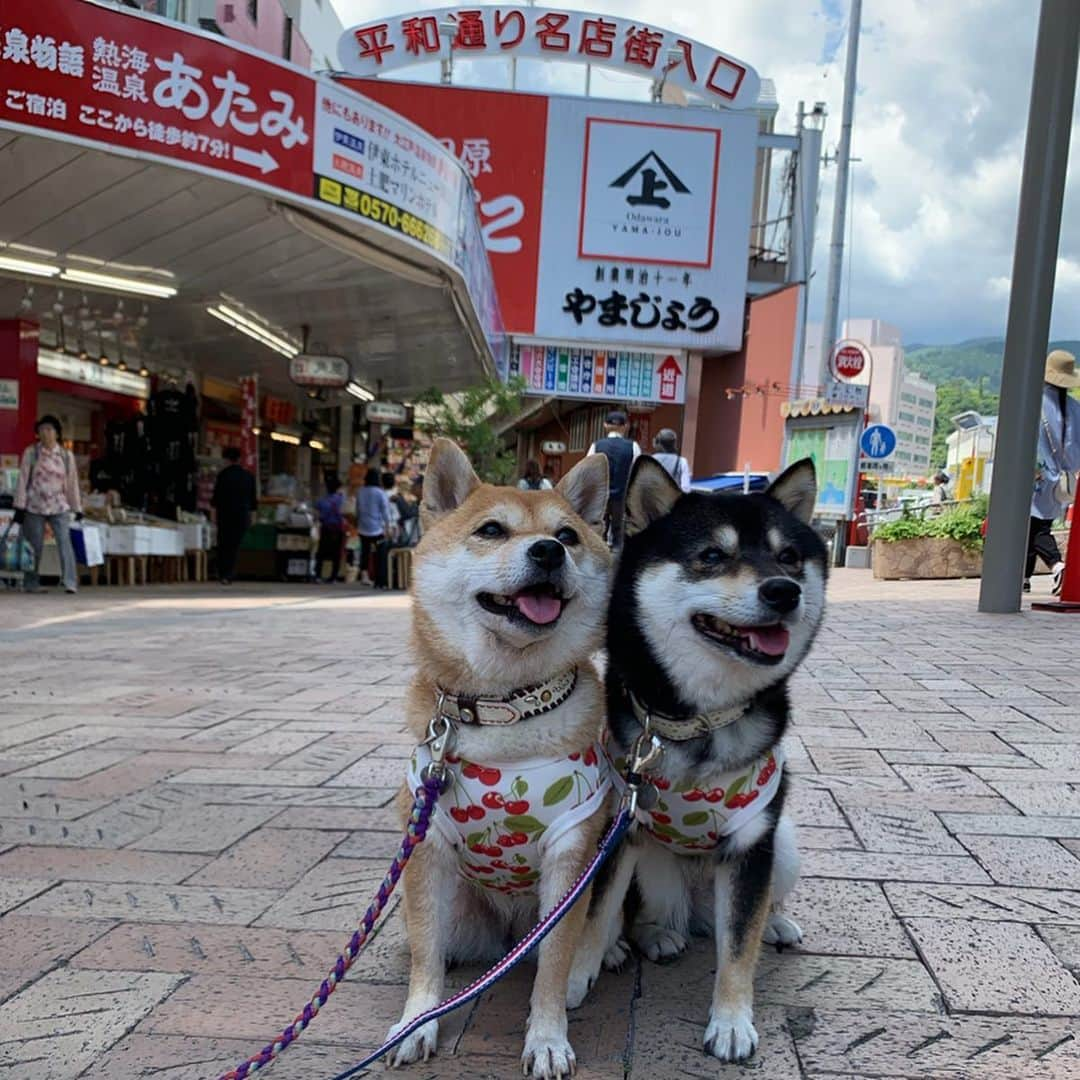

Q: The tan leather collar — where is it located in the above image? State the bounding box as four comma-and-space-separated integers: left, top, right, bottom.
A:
628, 690, 748, 741
436, 668, 578, 727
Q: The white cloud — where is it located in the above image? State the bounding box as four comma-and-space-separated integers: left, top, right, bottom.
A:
330, 0, 1078, 344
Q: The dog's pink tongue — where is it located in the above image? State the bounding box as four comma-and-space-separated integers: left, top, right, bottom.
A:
747, 625, 790, 656
515, 592, 562, 625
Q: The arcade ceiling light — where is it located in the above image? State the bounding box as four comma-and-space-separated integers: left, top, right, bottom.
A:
61, 268, 177, 299
206, 302, 300, 358
0, 254, 60, 277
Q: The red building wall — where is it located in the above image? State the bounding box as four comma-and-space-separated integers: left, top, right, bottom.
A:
691, 285, 800, 478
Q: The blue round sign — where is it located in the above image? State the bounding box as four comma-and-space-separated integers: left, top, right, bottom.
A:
860, 424, 897, 459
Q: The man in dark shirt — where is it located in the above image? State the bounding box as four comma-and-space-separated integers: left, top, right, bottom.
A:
212, 447, 257, 584
588, 409, 641, 549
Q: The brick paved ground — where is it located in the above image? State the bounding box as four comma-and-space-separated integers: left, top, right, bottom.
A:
1, 573, 1079, 1079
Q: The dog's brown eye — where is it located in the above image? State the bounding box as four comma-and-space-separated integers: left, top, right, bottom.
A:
474, 520, 507, 539
700, 547, 728, 565
555, 527, 579, 546
777, 546, 802, 566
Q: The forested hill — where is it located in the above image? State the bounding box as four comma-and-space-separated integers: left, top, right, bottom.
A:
905, 339, 1080, 391
904, 339, 1080, 469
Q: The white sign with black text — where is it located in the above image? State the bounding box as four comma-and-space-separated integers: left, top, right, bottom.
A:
534, 97, 756, 352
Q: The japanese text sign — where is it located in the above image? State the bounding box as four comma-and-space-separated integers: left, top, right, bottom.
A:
0, 0, 314, 194
338, 7, 760, 110
508, 343, 686, 404
313, 81, 466, 262
536, 96, 756, 352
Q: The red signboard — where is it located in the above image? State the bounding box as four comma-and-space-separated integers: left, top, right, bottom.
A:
240, 375, 258, 473
832, 344, 866, 381
0, 0, 314, 195
348, 79, 549, 335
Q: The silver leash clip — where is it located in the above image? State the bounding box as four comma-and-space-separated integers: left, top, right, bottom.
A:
420, 703, 454, 792
623, 715, 663, 816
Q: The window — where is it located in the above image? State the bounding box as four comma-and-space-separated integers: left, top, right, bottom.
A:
900, 392, 916, 404
247, 0, 257, 24
918, 397, 934, 410
898, 430, 912, 442
917, 415, 932, 427
898, 410, 915, 423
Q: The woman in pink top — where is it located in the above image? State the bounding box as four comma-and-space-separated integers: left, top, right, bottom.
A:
13, 415, 83, 594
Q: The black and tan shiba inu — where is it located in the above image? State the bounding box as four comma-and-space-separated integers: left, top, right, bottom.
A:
388, 439, 612, 1079
571, 456, 827, 1062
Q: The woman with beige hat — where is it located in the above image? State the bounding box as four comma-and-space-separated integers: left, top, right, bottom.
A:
1025, 349, 1080, 594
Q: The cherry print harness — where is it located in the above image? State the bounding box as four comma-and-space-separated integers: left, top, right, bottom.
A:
606, 743, 784, 854
408, 743, 610, 894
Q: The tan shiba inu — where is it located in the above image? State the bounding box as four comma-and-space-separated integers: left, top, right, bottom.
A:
387, 439, 612, 1079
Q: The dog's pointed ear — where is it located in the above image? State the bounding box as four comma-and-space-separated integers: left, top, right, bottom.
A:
768, 459, 817, 524
422, 439, 480, 525
624, 455, 682, 537
556, 454, 608, 530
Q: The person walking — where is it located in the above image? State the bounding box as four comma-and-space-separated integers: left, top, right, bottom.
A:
651, 428, 692, 493
517, 459, 552, 491
587, 409, 641, 548
315, 473, 346, 583
212, 446, 256, 585
13, 415, 82, 594
356, 467, 392, 585
1025, 350, 1080, 594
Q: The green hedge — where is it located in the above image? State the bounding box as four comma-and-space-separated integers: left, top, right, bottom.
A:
874, 496, 988, 552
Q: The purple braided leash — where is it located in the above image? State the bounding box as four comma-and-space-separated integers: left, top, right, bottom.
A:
218, 776, 443, 1080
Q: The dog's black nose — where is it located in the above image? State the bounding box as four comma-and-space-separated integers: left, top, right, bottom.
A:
528, 539, 566, 572
759, 577, 801, 614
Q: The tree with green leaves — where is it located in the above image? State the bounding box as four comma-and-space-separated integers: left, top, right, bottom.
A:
415, 376, 526, 485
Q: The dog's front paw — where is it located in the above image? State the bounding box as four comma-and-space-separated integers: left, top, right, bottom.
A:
703, 1005, 758, 1062
521, 1032, 576, 1079
763, 912, 803, 948
632, 923, 688, 964
602, 937, 631, 971
386, 1017, 438, 1067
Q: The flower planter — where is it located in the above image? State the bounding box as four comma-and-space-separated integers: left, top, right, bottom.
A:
872, 537, 983, 580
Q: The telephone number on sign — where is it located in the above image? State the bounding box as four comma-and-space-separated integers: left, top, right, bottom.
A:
315, 175, 451, 257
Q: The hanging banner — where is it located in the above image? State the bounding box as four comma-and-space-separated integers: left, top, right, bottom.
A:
338, 8, 760, 109
239, 374, 258, 475
508, 342, 686, 404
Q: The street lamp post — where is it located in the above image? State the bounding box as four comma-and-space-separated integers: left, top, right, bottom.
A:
979, 0, 1080, 613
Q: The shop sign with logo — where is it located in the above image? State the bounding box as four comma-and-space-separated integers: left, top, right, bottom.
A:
337, 9, 759, 110
365, 400, 409, 424
289, 353, 350, 388
0, 378, 18, 410
538, 97, 755, 352
37, 349, 149, 399
509, 342, 686, 404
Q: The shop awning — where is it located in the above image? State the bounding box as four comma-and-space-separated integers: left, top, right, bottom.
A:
0, 131, 493, 399
0, 0, 504, 403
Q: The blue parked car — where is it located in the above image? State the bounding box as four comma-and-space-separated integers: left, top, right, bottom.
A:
690, 472, 771, 494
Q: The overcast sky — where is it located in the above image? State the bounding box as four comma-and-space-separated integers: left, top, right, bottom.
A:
330, 1, 1078, 346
